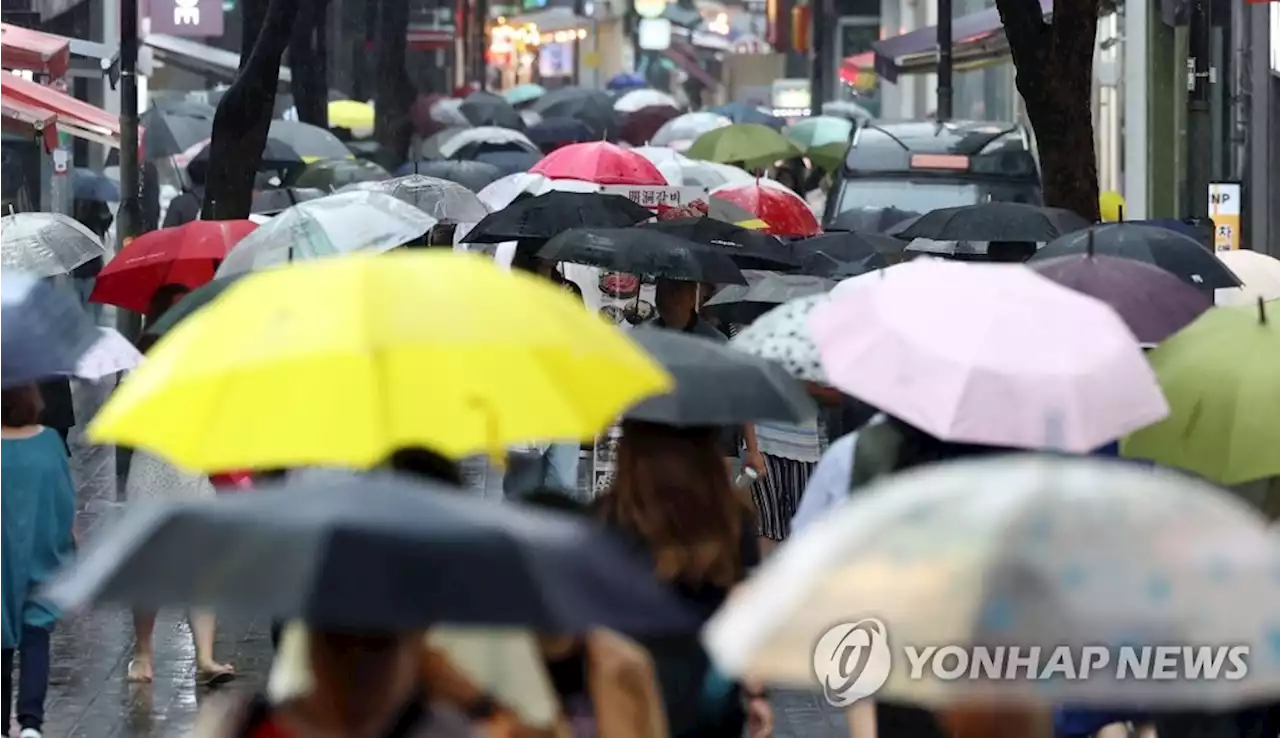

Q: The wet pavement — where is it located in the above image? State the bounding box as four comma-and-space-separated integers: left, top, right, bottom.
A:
46, 377, 848, 738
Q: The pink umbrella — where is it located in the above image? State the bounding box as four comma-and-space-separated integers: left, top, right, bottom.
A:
808, 259, 1169, 452
529, 141, 668, 186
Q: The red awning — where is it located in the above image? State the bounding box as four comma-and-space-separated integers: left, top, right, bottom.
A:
1, 98, 60, 152
0, 23, 72, 79
0, 70, 120, 148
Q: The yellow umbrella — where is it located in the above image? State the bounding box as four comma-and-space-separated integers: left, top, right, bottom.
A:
88, 251, 672, 473
328, 99, 375, 138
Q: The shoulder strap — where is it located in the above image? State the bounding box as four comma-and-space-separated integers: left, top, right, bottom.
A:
849, 422, 905, 494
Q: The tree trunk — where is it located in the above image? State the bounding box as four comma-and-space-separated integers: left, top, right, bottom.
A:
202, 0, 307, 220
289, 0, 332, 127
240, 0, 268, 64
373, 0, 416, 163
993, 0, 1101, 222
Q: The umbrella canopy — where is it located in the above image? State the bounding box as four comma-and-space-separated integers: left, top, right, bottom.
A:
439, 127, 539, 159
1032, 224, 1243, 290
411, 94, 469, 137
46, 475, 697, 634
419, 126, 469, 159
345, 139, 387, 163
461, 90, 525, 130
810, 259, 1169, 452
75, 327, 142, 380
474, 172, 601, 211
606, 73, 647, 91
784, 115, 854, 150
474, 149, 543, 175
526, 117, 595, 151
1122, 301, 1280, 485
625, 327, 817, 426
728, 294, 828, 383
267, 120, 353, 160
90, 220, 258, 313
828, 205, 921, 234
530, 141, 667, 186
251, 186, 327, 215
1, 212, 106, 277
533, 87, 618, 139
704, 455, 1280, 708
502, 83, 547, 107
821, 99, 874, 122
887, 202, 1091, 242
614, 88, 679, 113
342, 174, 490, 223
619, 106, 682, 146
397, 160, 506, 192
686, 123, 802, 169
292, 157, 390, 190
1, 272, 101, 387
710, 183, 821, 237
216, 191, 437, 277
71, 167, 120, 203
638, 216, 798, 270
139, 107, 214, 159
89, 251, 672, 471
708, 102, 784, 128
325, 99, 375, 137
141, 274, 244, 339
463, 191, 653, 244
651, 112, 733, 151
538, 228, 747, 285
702, 272, 833, 325
1030, 254, 1213, 345
186, 136, 307, 181
1214, 249, 1280, 306
793, 231, 894, 275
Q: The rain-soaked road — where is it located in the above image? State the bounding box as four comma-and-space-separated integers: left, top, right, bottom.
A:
52, 379, 848, 737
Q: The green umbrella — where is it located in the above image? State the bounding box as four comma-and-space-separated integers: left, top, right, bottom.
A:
292, 158, 390, 190
502, 83, 547, 107
142, 275, 246, 339
806, 141, 848, 172
784, 115, 854, 150
1122, 300, 1280, 485
685, 123, 802, 169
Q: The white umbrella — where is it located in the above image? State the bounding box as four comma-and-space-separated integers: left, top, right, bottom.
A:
1214, 250, 1280, 306
727, 293, 829, 383
613, 88, 680, 113
651, 112, 732, 151
437, 127, 539, 159
704, 455, 1280, 708
76, 328, 143, 380
475, 172, 600, 211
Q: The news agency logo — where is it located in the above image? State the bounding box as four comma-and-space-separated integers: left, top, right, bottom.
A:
813, 619, 1250, 707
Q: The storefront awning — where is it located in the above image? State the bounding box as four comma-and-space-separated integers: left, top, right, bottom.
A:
0, 70, 120, 148
1, 97, 59, 152
872, 0, 1051, 82
143, 33, 292, 84
0, 22, 72, 78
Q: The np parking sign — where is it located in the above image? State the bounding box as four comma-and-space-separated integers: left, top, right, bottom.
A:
1207, 182, 1241, 251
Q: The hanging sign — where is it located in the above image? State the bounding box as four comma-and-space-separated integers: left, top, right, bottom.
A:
1208, 181, 1241, 251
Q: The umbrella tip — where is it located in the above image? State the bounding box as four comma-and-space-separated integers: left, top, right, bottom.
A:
1259, 296, 1268, 326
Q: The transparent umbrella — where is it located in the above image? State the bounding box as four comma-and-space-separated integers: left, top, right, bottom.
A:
342, 175, 491, 223
1, 213, 106, 277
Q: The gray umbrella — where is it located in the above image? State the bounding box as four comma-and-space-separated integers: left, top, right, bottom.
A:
1, 213, 106, 277
413, 160, 505, 193
702, 271, 833, 325
625, 327, 817, 427
2, 272, 101, 387
341, 175, 491, 223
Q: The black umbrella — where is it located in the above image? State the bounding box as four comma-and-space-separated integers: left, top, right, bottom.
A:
43, 475, 698, 634
140, 107, 214, 159
793, 231, 892, 275
533, 88, 618, 139
625, 327, 817, 426
152, 98, 216, 118
701, 271, 833, 324
887, 203, 1090, 242
828, 206, 920, 234
473, 149, 542, 175
638, 217, 798, 270
1030, 223, 1243, 290
527, 117, 595, 151
462, 192, 653, 244
537, 228, 746, 285
188, 137, 305, 181
251, 187, 327, 215
397, 160, 506, 192
461, 91, 525, 130
346, 139, 388, 164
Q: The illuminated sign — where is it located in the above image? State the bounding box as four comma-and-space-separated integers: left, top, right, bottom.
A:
634, 0, 669, 19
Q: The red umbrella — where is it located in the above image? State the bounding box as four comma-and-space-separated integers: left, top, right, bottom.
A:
710, 183, 821, 237
530, 141, 668, 186
90, 220, 257, 313
619, 105, 681, 146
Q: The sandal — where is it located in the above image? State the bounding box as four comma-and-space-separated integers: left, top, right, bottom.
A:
196, 664, 237, 687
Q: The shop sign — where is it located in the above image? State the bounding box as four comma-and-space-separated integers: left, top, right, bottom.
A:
149, 0, 224, 37
1208, 182, 1241, 251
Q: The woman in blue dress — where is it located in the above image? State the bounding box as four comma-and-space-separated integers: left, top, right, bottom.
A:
2, 383, 76, 738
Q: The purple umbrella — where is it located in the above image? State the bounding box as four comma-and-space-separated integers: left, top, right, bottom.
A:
1029, 253, 1213, 345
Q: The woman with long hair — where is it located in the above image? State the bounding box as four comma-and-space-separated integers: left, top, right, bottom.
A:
595, 421, 771, 738
125, 284, 236, 684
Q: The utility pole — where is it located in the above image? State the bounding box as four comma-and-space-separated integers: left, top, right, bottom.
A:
936, 0, 953, 120
1185, 0, 1212, 219
116, 0, 141, 500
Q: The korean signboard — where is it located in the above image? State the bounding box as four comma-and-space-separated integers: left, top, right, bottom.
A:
1208, 181, 1241, 251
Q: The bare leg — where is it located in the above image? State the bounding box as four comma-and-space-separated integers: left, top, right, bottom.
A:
189, 611, 235, 684
128, 610, 157, 682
